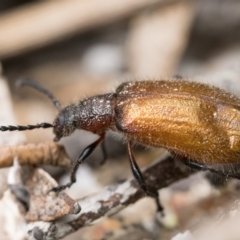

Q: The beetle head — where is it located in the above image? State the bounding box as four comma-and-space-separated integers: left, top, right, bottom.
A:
52, 107, 77, 141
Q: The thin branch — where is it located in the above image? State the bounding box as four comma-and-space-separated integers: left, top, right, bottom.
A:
0, 141, 71, 168
27, 154, 192, 239
0, 0, 181, 58
70, 155, 190, 229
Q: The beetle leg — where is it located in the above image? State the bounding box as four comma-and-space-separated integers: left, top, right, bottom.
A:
184, 161, 240, 180
49, 134, 105, 193
99, 140, 107, 165
127, 141, 163, 213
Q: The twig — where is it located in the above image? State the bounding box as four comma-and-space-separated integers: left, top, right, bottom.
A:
0, 141, 71, 168
0, 0, 178, 58
27, 154, 191, 239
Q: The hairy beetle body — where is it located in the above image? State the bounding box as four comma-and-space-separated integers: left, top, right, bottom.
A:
2, 78, 240, 213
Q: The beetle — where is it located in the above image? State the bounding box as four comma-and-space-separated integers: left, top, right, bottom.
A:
1, 78, 240, 212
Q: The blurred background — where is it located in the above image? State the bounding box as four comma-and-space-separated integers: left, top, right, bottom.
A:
0, 0, 240, 239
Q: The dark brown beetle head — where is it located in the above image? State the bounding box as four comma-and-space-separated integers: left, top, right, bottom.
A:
53, 93, 116, 141
0, 79, 117, 143
52, 105, 77, 141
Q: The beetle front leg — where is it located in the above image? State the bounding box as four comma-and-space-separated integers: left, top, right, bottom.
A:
99, 140, 107, 165
50, 134, 105, 193
127, 141, 164, 213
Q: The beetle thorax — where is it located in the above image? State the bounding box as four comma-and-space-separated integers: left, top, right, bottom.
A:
53, 93, 116, 141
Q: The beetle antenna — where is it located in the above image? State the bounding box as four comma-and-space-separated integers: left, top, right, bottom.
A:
0, 123, 53, 132
16, 78, 61, 110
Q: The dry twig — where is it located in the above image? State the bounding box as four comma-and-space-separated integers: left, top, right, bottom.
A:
127, 0, 194, 76
0, 0, 180, 58
0, 141, 71, 169
27, 154, 192, 239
